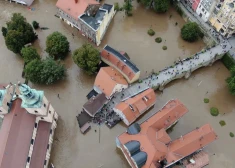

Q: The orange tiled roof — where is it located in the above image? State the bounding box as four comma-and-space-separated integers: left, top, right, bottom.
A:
117, 100, 217, 168
94, 67, 128, 98
101, 45, 140, 82
114, 89, 156, 125
56, 0, 100, 19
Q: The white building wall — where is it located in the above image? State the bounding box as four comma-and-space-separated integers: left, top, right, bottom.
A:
196, 3, 211, 22
113, 108, 130, 126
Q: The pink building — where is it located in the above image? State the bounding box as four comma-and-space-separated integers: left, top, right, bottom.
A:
185, 0, 201, 11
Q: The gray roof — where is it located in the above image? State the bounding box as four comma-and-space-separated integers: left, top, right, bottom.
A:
104, 45, 140, 73
127, 123, 141, 135
132, 151, 147, 168
101, 4, 113, 13
80, 9, 106, 30
124, 141, 140, 156
83, 93, 107, 117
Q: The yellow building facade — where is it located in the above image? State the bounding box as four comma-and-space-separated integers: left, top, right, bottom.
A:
209, 0, 235, 38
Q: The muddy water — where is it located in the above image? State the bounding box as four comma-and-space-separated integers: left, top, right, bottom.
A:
0, 0, 234, 168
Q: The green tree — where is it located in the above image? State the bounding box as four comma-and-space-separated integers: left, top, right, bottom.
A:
140, 0, 152, 7
5, 30, 25, 54
6, 13, 37, 44
226, 66, 235, 95
181, 22, 203, 42
153, 0, 169, 13
123, 0, 133, 16
72, 43, 100, 75
25, 57, 66, 84
32, 21, 39, 29
46, 31, 70, 59
21, 47, 40, 63
2, 27, 7, 37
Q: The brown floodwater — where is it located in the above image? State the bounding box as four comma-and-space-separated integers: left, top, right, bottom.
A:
0, 0, 234, 168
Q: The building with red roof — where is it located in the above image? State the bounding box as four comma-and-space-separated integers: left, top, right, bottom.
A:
114, 88, 156, 126
0, 83, 58, 168
56, 0, 115, 46
116, 99, 217, 168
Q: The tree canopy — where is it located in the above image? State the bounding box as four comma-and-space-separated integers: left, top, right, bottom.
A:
24, 57, 66, 85
46, 31, 70, 59
123, 0, 133, 16
72, 43, 100, 75
181, 22, 203, 42
140, 0, 152, 7
226, 66, 235, 95
153, 0, 169, 13
21, 47, 40, 64
3, 13, 37, 53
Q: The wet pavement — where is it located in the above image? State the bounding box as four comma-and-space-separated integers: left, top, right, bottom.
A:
0, 0, 235, 168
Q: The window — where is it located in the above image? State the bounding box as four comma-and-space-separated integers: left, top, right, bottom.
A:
27, 157, 30, 163
50, 129, 52, 134
0, 110, 2, 112
49, 110, 51, 114
44, 160, 47, 165
44, 104, 46, 108
31, 139, 34, 145
47, 144, 50, 149
34, 123, 38, 128
34, 110, 38, 113
41, 117, 44, 120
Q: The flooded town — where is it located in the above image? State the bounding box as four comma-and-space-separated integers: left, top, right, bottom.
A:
0, 0, 235, 167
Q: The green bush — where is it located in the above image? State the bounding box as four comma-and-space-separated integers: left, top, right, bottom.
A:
219, 120, 226, 126
181, 22, 202, 42
210, 107, 219, 116
32, 21, 39, 29
204, 98, 209, 103
114, 2, 120, 11
162, 46, 167, 50
138, 80, 143, 83
230, 132, 234, 137
147, 29, 155, 36
21, 47, 40, 64
155, 37, 162, 43
222, 53, 235, 70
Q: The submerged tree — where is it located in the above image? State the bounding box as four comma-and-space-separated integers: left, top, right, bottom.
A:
72, 43, 100, 75
181, 22, 203, 42
21, 47, 40, 64
123, 0, 133, 16
140, 0, 152, 8
5, 30, 25, 54
226, 66, 235, 95
153, 0, 170, 13
46, 31, 70, 59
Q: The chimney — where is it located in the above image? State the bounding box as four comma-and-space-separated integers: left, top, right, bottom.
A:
75, 0, 78, 3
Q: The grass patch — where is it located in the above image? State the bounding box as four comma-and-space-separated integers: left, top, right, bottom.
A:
204, 98, 209, 103
147, 29, 155, 36
221, 53, 235, 70
210, 107, 219, 116
155, 37, 162, 43
219, 120, 226, 126
230, 132, 234, 137
162, 46, 167, 50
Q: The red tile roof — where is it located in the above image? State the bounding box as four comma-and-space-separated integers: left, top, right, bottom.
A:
117, 100, 217, 168
0, 99, 36, 168
94, 67, 128, 98
114, 89, 156, 125
30, 121, 52, 168
56, 0, 100, 19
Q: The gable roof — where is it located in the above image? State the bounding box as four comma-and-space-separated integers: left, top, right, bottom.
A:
114, 89, 156, 125
56, 0, 100, 19
94, 67, 128, 98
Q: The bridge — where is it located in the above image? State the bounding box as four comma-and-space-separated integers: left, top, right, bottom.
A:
101, 41, 232, 116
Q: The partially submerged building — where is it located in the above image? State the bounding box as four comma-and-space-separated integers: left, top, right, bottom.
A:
7, 0, 34, 6
94, 67, 128, 99
101, 45, 141, 83
0, 83, 58, 168
116, 99, 217, 168
56, 0, 115, 46
113, 88, 156, 126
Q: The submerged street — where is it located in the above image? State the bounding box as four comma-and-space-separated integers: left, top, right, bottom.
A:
0, 0, 235, 167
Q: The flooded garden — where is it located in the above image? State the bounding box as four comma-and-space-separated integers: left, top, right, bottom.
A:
0, 0, 234, 167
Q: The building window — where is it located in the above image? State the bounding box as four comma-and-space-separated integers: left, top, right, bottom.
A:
0, 110, 2, 112
217, 19, 221, 23
44, 104, 46, 108
35, 123, 38, 128
49, 110, 51, 114
47, 144, 50, 149
31, 139, 34, 145
41, 117, 44, 120
202, 8, 204, 12
50, 129, 52, 134
27, 157, 30, 163
44, 160, 47, 166
34, 110, 38, 113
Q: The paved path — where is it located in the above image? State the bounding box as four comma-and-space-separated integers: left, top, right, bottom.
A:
101, 41, 232, 116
